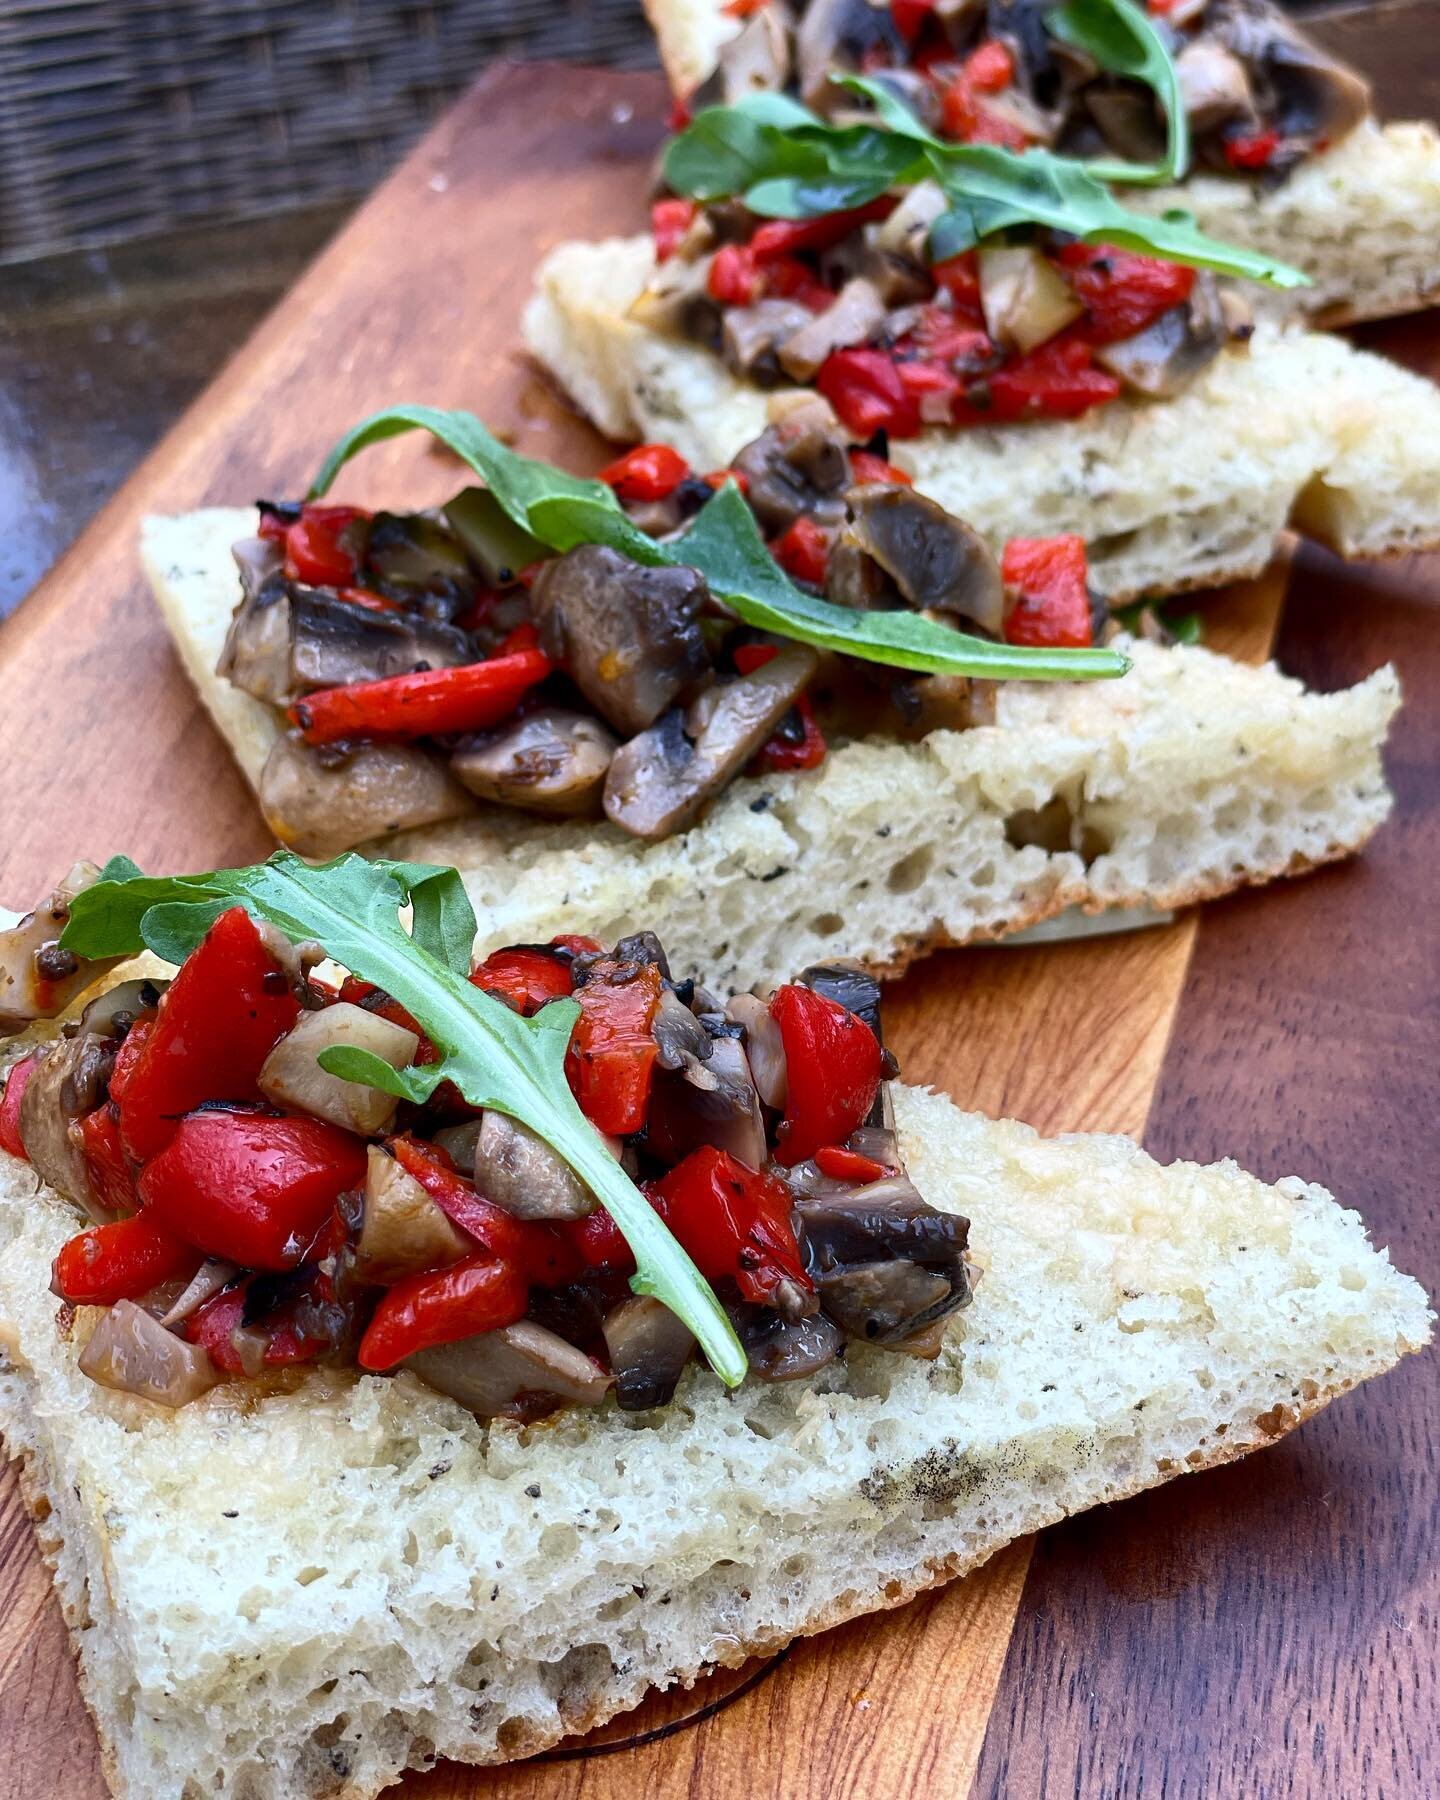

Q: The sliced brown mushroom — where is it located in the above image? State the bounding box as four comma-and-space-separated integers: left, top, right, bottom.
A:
884, 672, 998, 740
722, 299, 817, 385
405, 1320, 613, 1420
1207, 0, 1370, 148
646, 1031, 767, 1169
1083, 84, 1169, 165
451, 708, 617, 819
601, 1296, 696, 1410
258, 1003, 419, 1135
725, 1301, 844, 1382
796, 0, 904, 113
629, 251, 724, 348
472, 1111, 595, 1221
0, 863, 123, 1033
159, 1259, 240, 1329
530, 546, 710, 737
777, 277, 887, 382
79, 1300, 220, 1407
363, 511, 479, 614
693, 4, 792, 107
76, 977, 167, 1041
259, 731, 474, 859
355, 1145, 469, 1284
840, 486, 1005, 633
1176, 38, 1255, 132
1094, 275, 1228, 398
732, 416, 851, 535
725, 992, 788, 1109
18, 1032, 118, 1220
603, 645, 819, 840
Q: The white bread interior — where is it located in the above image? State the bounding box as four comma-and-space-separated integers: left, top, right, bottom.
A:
643, 0, 1440, 327
143, 508, 1398, 993
522, 236, 1440, 599
1, 1042, 1430, 1800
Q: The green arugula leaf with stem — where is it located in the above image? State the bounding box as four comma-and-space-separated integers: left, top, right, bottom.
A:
310, 405, 1127, 683
62, 852, 748, 1387
1047, 0, 1189, 185
665, 85, 1307, 291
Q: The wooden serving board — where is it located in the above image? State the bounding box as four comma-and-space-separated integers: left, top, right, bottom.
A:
0, 60, 1436, 1800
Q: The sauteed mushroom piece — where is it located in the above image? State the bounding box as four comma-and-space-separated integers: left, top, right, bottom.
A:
603, 646, 819, 839
602, 1296, 696, 1410
0, 863, 120, 1032
77, 977, 167, 1041
471, 1111, 596, 1221
979, 246, 1083, 355
778, 278, 888, 381
693, 4, 792, 106
19, 1033, 119, 1220
530, 546, 710, 736
354, 1147, 469, 1284
732, 414, 851, 534
1176, 38, 1255, 132
723, 299, 817, 384
841, 487, 1006, 634
725, 1301, 844, 1382
406, 1321, 612, 1420
1207, 0, 1369, 146
647, 1031, 767, 1168
258, 1003, 419, 1135
629, 251, 724, 347
79, 1301, 220, 1408
259, 732, 474, 859
1095, 276, 1229, 398
797, 0, 904, 113
451, 708, 617, 818
363, 512, 478, 615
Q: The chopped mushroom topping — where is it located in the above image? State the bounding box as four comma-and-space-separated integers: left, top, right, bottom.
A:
259, 732, 474, 859
602, 1296, 696, 1410
19, 1033, 117, 1220
405, 1321, 613, 1421
79, 1301, 220, 1408
723, 299, 818, 384
732, 418, 851, 534
0, 863, 119, 1033
840, 486, 1006, 634
471, 1110, 597, 1221
1094, 277, 1229, 398
451, 708, 617, 818
778, 277, 888, 381
355, 1147, 469, 1283
694, 4, 793, 107
258, 1003, 419, 1135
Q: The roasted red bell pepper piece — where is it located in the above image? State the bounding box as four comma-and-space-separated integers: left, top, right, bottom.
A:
1001, 535, 1094, 649
138, 1109, 368, 1271
564, 1204, 638, 1274
598, 443, 691, 503
77, 1105, 140, 1215
931, 250, 983, 318
389, 1135, 580, 1287
817, 348, 921, 440
187, 1281, 326, 1375
471, 945, 575, 1015
770, 983, 882, 1165
652, 1145, 812, 1310
759, 252, 834, 311
848, 449, 913, 486
1056, 243, 1196, 345
117, 907, 299, 1163
651, 196, 698, 261
771, 515, 832, 586
289, 643, 552, 745
52, 1213, 199, 1306
734, 645, 827, 773
965, 39, 1015, 92
106, 1019, 152, 1106
565, 957, 663, 1136
278, 504, 368, 588
0, 1052, 38, 1159
709, 243, 765, 306
891, 0, 936, 41
358, 1252, 529, 1370
967, 336, 1121, 424
814, 1144, 892, 1183
749, 197, 894, 260
1224, 128, 1281, 171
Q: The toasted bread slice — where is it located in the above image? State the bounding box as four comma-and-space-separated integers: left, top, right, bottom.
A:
644, 0, 1440, 327
0, 1053, 1429, 1800
142, 508, 1397, 994
523, 238, 1440, 600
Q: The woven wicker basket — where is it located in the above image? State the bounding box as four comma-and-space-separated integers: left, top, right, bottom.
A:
0, 1, 655, 261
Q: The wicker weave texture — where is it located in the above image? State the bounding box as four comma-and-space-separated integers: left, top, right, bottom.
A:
0, 1, 655, 260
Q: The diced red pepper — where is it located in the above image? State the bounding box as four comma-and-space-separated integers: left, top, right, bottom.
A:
909, 302, 993, 366
563, 1204, 637, 1274
968, 104, 1032, 150
52, 1213, 198, 1307
107, 1019, 152, 1107
814, 1144, 892, 1183
733, 644, 828, 772
389, 1136, 580, 1287
289, 644, 552, 745
357, 1252, 529, 1370
0, 1053, 38, 1160
709, 243, 765, 306
965, 40, 1015, 92
598, 443, 691, 504
1224, 129, 1281, 170
651, 196, 698, 261
652, 1145, 812, 1311
703, 467, 749, 495
971, 336, 1122, 424
891, 0, 936, 41
1001, 534, 1094, 649
565, 957, 663, 1136
771, 515, 832, 586
760, 252, 834, 312
138, 1109, 368, 1271
749, 198, 895, 261
281, 504, 368, 588
817, 348, 921, 440
1057, 243, 1196, 345
667, 96, 693, 134
77, 1105, 139, 1216
471, 946, 575, 1015
187, 1281, 326, 1376
848, 449, 913, 486
337, 586, 403, 613
931, 251, 984, 321
939, 75, 979, 141
722, 0, 770, 14
117, 908, 299, 1163
896, 357, 964, 423
769, 983, 882, 1166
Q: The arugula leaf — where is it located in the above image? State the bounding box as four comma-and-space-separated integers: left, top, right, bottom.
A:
1048, 0, 1189, 185
310, 406, 1128, 684
665, 88, 1307, 291
1109, 599, 1204, 643
62, 852, 748, 1386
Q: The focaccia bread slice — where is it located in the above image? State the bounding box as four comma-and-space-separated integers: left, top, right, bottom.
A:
645, 0, 1440, 328
143, 508, 1398, 993
523, 239, 1440, 600
0, 1073, 1429, 1800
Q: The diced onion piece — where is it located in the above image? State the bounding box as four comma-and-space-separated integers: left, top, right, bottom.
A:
979, 247, 1083, 355
258, 1002, 419, 1134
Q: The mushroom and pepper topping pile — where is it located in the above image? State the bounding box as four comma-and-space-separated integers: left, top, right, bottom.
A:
686, 0, 1370, 182
220, 419, 1114, 853
2, 908, 974, 1417
640, 188, 1253, 435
